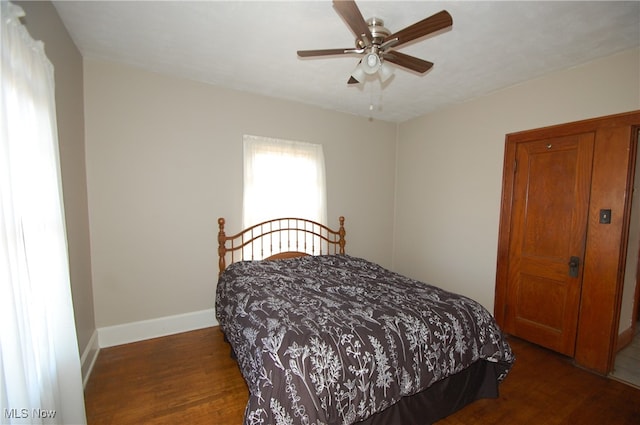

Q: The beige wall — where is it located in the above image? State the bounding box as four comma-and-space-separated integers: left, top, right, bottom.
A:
394, 48, 640, 313
83, 60, 397, 328
17, 1, 96, 357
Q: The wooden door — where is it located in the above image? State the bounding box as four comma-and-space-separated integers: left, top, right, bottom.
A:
496, 111, 640, 373
503, 133, 595, 356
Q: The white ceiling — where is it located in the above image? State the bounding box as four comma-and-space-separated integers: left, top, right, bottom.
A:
52, 1, 640, 123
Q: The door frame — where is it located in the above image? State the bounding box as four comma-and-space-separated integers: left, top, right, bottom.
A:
495, 110, 640, 375
616, 128, 640, 352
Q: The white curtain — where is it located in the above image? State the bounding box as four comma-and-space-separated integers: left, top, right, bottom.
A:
0, 3, 86, 424
243, 135, 327, 228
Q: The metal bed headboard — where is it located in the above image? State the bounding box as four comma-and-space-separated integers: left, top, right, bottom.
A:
217, 216, 346, 275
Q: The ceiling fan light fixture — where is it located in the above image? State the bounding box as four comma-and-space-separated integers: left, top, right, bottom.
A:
351, 61, 366, 83
378, 61, 394, 82
362, 52, 380, 74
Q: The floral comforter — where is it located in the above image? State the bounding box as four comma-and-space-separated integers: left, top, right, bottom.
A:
215, 254, 514, 425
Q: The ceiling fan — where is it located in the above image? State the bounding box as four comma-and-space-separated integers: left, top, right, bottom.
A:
297, 0, 453, 85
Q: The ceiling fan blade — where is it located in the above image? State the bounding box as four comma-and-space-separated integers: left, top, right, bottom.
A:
332, 0, 373, 46
297, 48, 358, 57
384, 10, 452, 49
383, 51, 434, 73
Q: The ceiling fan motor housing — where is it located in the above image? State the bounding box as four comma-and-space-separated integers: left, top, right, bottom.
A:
357, 17, 390, 49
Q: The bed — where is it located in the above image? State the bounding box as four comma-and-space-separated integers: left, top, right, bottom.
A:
215, 217, 514, 425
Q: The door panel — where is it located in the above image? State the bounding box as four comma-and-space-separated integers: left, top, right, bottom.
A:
504, 133, 594, 356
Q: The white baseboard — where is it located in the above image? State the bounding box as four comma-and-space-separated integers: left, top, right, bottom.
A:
98, 309, 218, 348
80, 330, 100, 388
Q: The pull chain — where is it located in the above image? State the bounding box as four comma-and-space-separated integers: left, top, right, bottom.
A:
368, 80, 383, 119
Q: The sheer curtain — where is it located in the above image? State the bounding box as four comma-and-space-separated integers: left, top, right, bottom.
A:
1, 3, 86, 424
243, 135, 327, 228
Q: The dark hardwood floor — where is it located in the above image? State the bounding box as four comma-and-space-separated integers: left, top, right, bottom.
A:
84, 327, 640, 425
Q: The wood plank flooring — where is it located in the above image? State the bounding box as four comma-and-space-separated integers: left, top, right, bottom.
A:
84, 326, 640, 425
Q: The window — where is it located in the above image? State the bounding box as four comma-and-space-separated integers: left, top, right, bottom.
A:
242, 135, 327, 228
